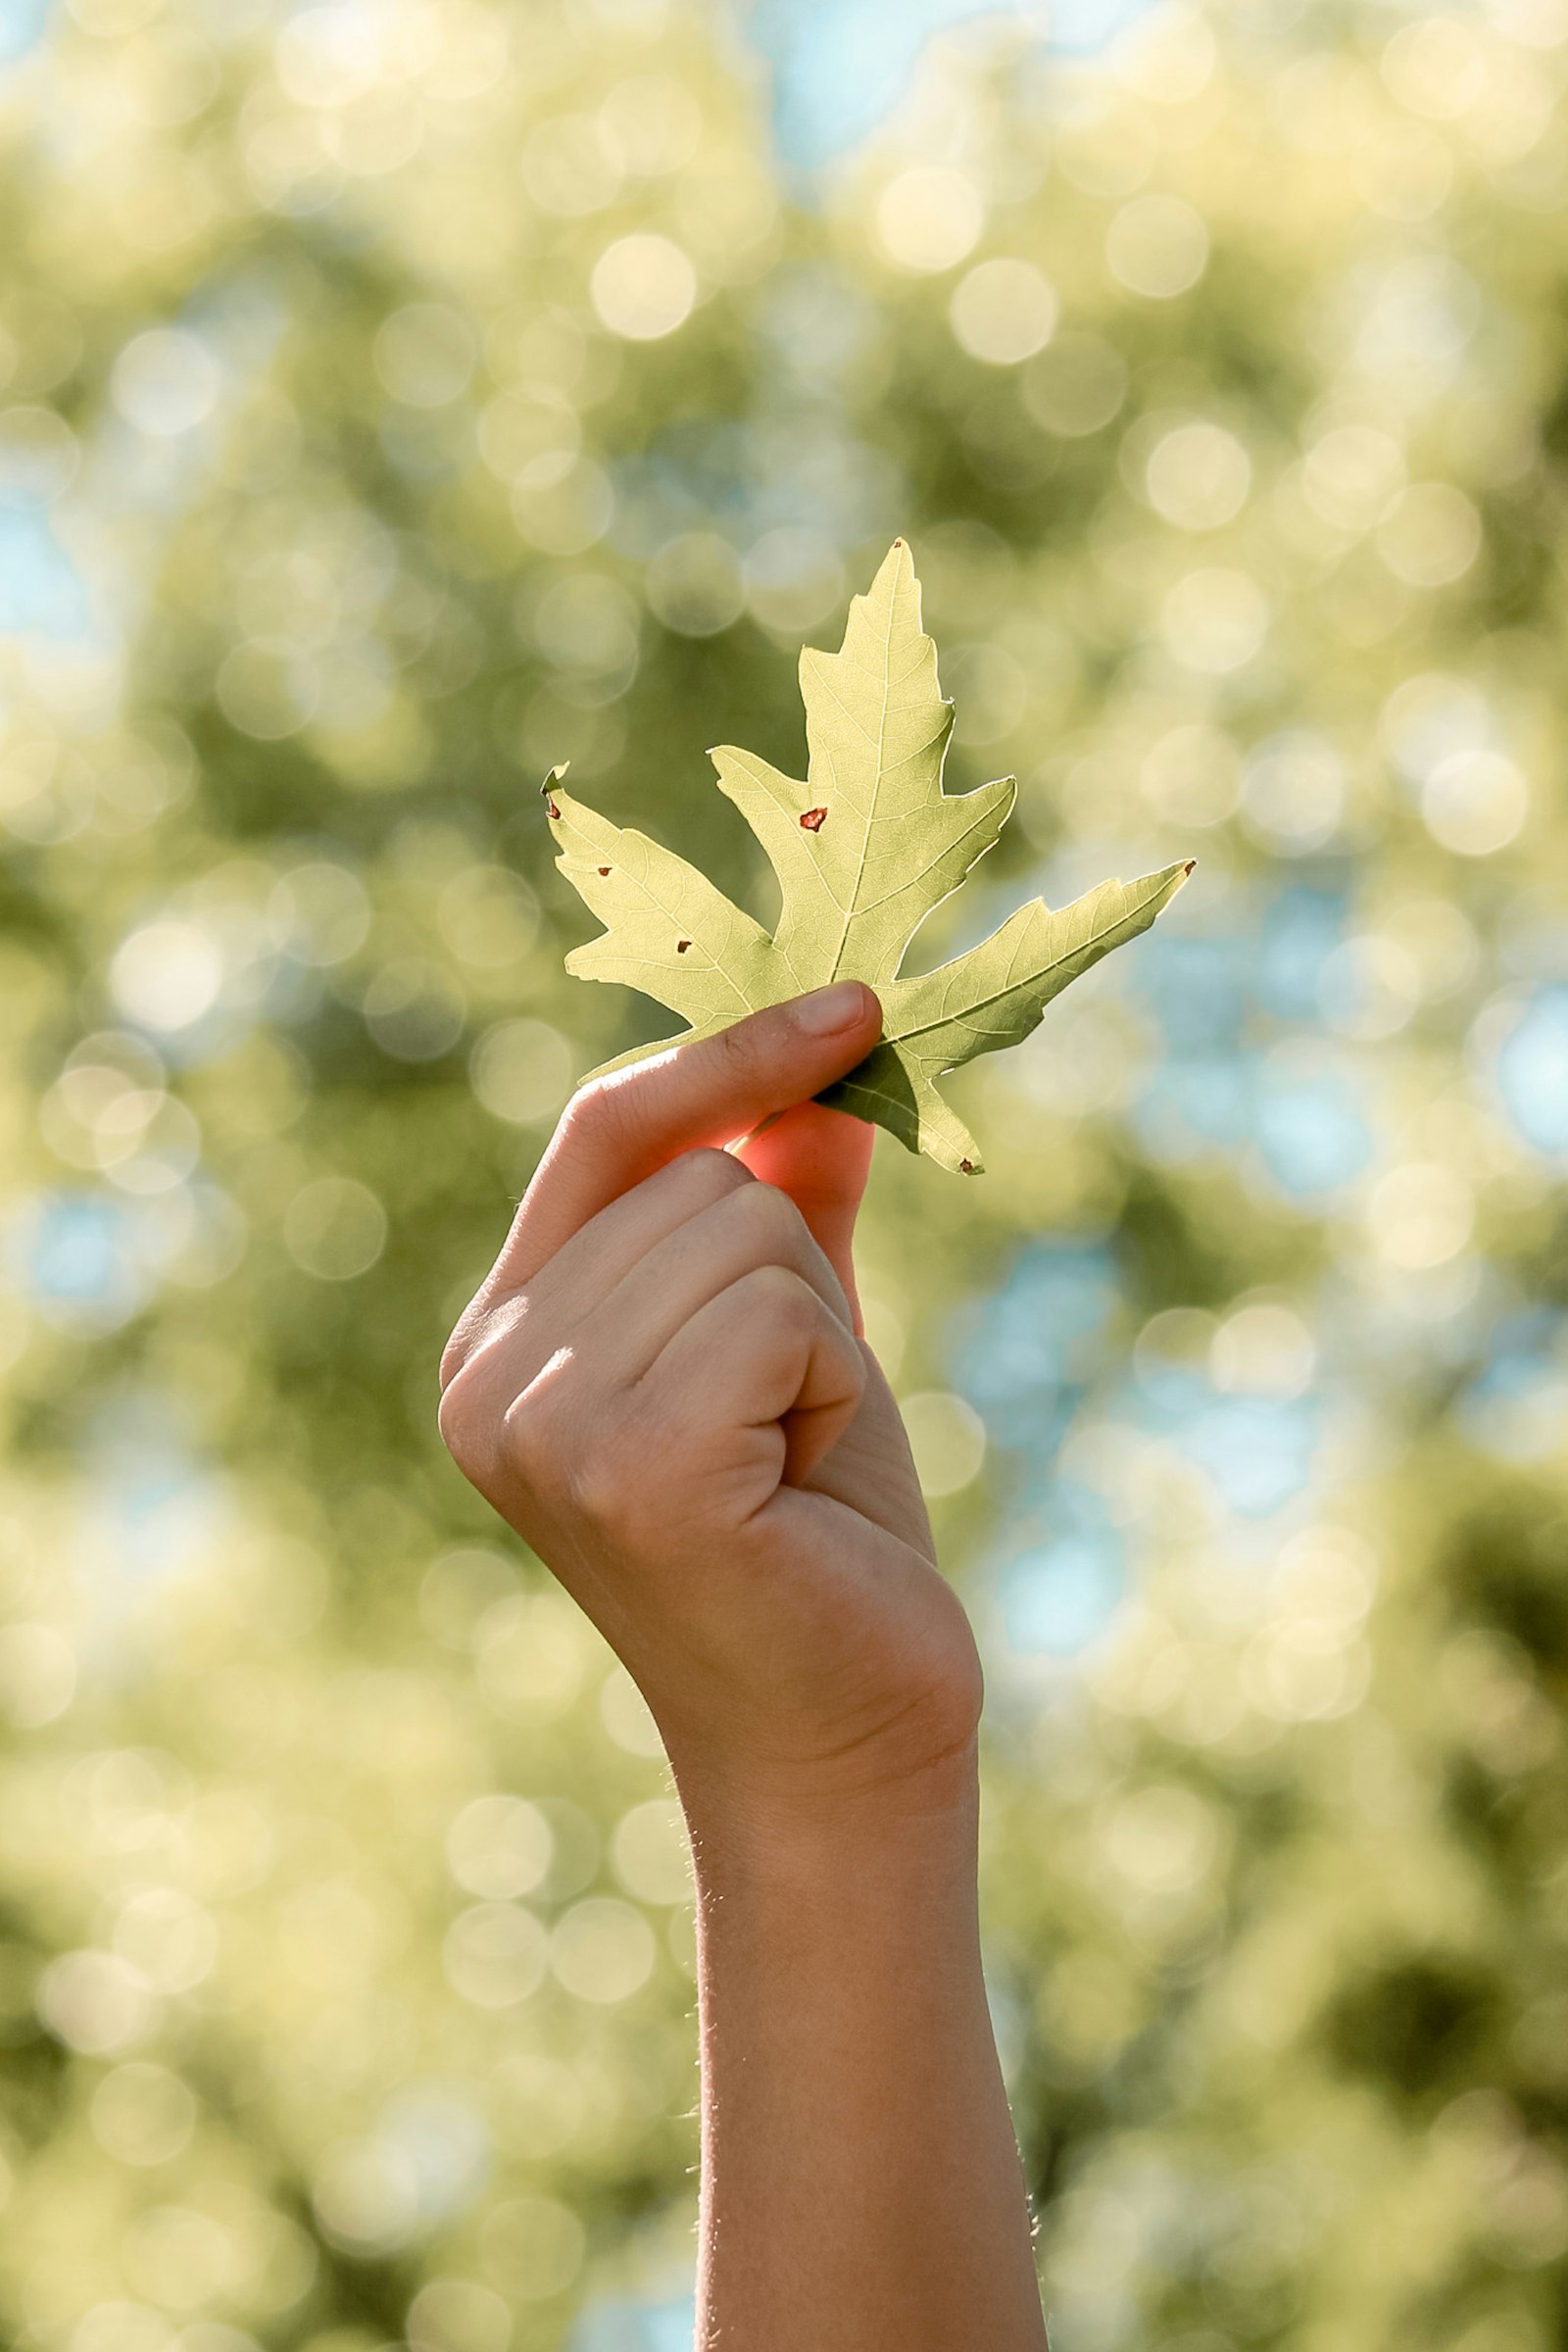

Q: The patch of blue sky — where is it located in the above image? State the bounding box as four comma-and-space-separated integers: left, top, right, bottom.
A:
749, 419, 904, 544
74, 1396, 228, 1644
1184, 1393, 1322, 1518
0, 508, 92, 639
9, 286, 283, 654
743, 0, 1023, 174
1040, 0, 1155, 51
1128, 1359, 1205, 1422
1133, 885, 1347, 1051
1461, 1309, 1568, 1465
951, 1239, 1120, 1446
1254, 884, 1348, 1022
610, 416, 903, 562
738, 0, 1153, 174
610, 460, 733, 563
82, 1449, 218, 1592
1122, 1363, 1322, 1518
756, 263, 881, 392
1251, 1059, 1373, 1198
1131, 931, 1249, 1053
1127, 876, 1372, 1193
373, 2082, 492, 2228
989, 1482, 1126, 1657
6, 1184, 227, 1335
7, 1191, 146, 1332
570, 2294, 697, 2352
982, 1370, 1323, 1667
1133, 1052, 1255, 1164
986, 1389, 1085, 1486
0, 0, 47, 67
1142, 889, 1353, 1049
1495, 984, 1568, 1157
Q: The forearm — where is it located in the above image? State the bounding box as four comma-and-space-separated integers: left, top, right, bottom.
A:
678, 1751, 1049, 2351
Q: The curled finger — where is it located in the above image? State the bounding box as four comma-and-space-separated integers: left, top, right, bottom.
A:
636, 1263, 866, 1498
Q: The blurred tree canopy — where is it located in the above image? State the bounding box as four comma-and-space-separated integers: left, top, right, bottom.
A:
2, 1, 1568, 2347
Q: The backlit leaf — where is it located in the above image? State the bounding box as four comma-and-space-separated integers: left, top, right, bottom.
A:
547, 541, 1192, 1172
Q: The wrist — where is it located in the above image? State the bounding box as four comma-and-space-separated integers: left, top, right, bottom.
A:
668, 1734, 981, 1895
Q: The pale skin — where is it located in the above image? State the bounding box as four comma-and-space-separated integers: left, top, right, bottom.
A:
439, 979, 1050, 2351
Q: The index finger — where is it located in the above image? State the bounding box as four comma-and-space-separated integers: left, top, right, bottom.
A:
479, 982, 882, 1301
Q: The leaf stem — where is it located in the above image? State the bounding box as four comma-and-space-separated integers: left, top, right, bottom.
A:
726, 1109, 788, 1152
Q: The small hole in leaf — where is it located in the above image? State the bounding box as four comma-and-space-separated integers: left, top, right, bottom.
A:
676, 939, 691, 954
800, 807, 828, 832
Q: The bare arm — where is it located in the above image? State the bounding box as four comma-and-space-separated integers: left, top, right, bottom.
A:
684, 1772, 1046, 2347
439, 984, 1048, 2351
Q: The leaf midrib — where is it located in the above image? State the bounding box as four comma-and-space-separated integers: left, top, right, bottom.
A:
880, 878, 1171, 1052
829, 569, 903, 982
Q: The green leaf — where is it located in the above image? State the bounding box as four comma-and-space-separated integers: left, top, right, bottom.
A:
546, 540, 1192, 1173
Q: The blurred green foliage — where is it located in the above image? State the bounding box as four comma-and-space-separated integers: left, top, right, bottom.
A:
2, 1, 1568, 2348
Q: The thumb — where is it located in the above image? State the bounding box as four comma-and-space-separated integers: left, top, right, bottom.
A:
731, 1102, 874, 1333
479, 982, 883, 1298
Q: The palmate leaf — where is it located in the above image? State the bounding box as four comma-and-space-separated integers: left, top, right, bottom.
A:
546, 540, 1192, 1174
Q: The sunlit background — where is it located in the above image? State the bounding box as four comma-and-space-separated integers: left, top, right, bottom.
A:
2, 0, 1568, 2345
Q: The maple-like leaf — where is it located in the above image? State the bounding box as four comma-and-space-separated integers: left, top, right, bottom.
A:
545, 539, 1192, 1173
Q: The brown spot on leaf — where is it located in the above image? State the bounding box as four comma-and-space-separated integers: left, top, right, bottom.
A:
800, 807, 828, 832
545, 797, 561, 819
597, 865, 610, 876
676, 939, 691, 954
959, 1158, 974, 1174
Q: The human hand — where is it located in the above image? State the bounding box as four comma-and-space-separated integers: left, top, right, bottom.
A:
438, 983, 984, 1834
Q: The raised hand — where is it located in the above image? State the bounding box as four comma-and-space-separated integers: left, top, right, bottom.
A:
438, 981, 983, 1828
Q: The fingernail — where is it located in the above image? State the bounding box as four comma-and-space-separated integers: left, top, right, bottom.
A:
792, 982, 872, 1036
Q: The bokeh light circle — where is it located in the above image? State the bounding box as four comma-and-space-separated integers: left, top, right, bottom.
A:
281, 1178, 387, 1281
949, 260, 1059, 365
1421, 749, 1528, 856
1105, 194, 1209, 297
591, 233, 698, 339
1145, 420, 1251, 530
874, 166, 985, 272
111, 328, 220, 436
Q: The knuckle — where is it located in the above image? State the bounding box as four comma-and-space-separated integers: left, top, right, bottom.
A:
669, 1146, 751, 1206
729, 1175, 804, 1255
504, 1367, 636, 1539
501, 1366, 569, 1491
558, 1080, 618, 1154
438, 1297, 485, 1393
566, 1416, 640, 1537
436, 1374, 477, 1470
438, 1356, 501, 1487
745, 1258, 815, 1325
